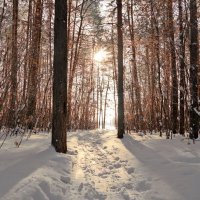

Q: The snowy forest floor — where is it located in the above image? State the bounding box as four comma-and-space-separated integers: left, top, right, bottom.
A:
0, 130, 200, 200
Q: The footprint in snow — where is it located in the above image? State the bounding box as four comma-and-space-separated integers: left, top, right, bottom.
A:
114, 157, 120, 161
124, 182, 133, 190
108, 165, 114, 170
125, 166, 135, 174
121, 188, 131, 200
88, 148, 94, 152
84, 184, 107, 200
121, 160, 128, 163
110, 185, 117, 190
78, 183, 83, 192
113, 162, 121, 168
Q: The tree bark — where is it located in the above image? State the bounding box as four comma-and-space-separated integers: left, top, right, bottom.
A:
178, 0, 186, 135
0, 0, 6, 36
7, 0, 18, 127
26, 0, 43, 129
117, 0, 124, 138
189, 0, 199, 139
52, 0, 68, 153
168, 0, 178, 134
103, 80, 109, 129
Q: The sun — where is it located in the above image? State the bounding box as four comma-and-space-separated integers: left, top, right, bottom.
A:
94, 49, 107, 62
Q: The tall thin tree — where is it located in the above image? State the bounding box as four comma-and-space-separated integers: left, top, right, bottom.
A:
168, 0, 178, 134
189, 0, 199, 139
178, 0, 186, 135
26, 0, 43, 128
117, 0, 124, 138
52, 0, 68, 153
7, 0, 18, 127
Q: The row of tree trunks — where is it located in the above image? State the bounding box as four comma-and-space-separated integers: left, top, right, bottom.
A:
0, 0, 198, 148
67, 0, 87, 130
127, 0, 142, 131
123, 0, 198, 137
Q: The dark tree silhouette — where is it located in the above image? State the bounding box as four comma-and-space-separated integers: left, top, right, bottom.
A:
117, 0, 125, 138
52, 0, 68, 153
7, 0, 18, 127
168, 0, 178, 134
178, 0, 186, 135
189, 0, 199, 139
26, 0, 43, 128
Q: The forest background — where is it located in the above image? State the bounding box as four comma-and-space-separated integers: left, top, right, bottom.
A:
0, 0, 199, 146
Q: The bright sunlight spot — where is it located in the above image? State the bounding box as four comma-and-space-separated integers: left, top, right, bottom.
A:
94, 49, 108, 62
105, 107, 115, 129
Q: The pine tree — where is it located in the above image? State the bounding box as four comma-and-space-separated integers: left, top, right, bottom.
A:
26, 0, 43, 129
178, 0, 186, 135
189, 0, 199, 139
168, 0, 178, 134
7, 0, 18, 127
117, 0, 125, 138
52, 0, 68, 153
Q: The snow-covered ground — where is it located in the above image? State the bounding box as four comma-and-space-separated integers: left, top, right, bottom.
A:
0, 130, 200, 200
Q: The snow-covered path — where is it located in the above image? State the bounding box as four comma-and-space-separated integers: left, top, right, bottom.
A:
69, 130, 140, 199
0, 130, 200, 200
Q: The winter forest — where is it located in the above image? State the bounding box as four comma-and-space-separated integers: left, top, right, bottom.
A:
0, 0, 199, 199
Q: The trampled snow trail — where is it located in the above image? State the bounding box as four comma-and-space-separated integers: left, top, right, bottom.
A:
69, 130, 140, 199
67, 130, 180, 200
0, 130, 200, 200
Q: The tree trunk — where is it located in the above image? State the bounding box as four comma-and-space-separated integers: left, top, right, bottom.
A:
151, 1, 164, 136
189, 0, 199, 139
0, 0, 6, 36
103, 80, 109, 129
117, 0, 124, 138
22, 0, 32, 104
168, 0, 178, 134
52, 0, 68, 153
26, 0, 43, 129
111, 23, 117, 127
178, 0, 186, 135
7, 0, 18, 127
